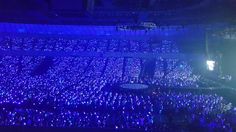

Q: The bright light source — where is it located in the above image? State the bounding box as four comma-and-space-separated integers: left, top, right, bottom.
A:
206, 60, 215, 71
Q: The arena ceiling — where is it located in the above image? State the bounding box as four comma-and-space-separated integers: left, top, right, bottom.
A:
0, 0, 235, 25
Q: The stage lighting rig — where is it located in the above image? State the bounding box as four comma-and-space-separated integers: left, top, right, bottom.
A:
206, 60, 215, 71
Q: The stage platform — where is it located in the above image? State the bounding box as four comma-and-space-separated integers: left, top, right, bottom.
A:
120, 84, 149, 90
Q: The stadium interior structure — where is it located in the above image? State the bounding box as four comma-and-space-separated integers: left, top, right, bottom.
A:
0, 0, 236, 132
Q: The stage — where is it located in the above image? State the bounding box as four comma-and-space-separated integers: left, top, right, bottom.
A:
120, 83, 149, 90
